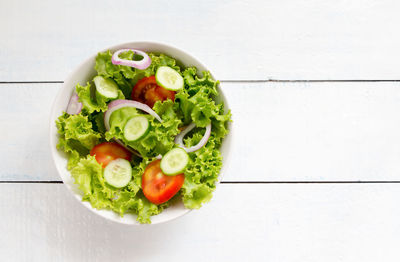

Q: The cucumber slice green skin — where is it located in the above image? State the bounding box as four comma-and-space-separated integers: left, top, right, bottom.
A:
93, 76, 119, 99
104, 158, 132, 188
155, 66, 184, 91
160, 148, 189, 176
123, 116, 150, 142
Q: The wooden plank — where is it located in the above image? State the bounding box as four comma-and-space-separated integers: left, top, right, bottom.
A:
3, 82, 400, 181
228, 81, 400, 182
0, 84, 59, 181
0, 183, 399, 261
1, 0, 400, 81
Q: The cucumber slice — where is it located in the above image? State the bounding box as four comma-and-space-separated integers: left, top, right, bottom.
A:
93, 76, 119, 99
155, 66, 184, 91
160, 148, 189, 175
104, 158, 132, 188
123, 116, 149, 141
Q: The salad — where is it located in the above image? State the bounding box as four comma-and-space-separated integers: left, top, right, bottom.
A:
55, 48, 231, 223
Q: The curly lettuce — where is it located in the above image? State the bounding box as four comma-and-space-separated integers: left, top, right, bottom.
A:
56, 50, 231, 223
180, 132, 224, 208
56, 113, 102, 169
175, 67, 231, 130
70, 155, 166, 223
95, 50, 180, 97
76, 81, 124, 114
174, 67, 231, 208
105, 100, 181, 157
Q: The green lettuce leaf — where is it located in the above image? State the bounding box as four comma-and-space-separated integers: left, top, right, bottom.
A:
67, 150, 81, 170
76, 81, 124, 114
76, 82, 104, 114
56, 113, 102, 169
181, 132, 223, 209
88, 111, 106, 134
71, 155, 165, 223
182, 176, 213, 209
105, 101, 181, 157
182, 67, 218, 96
95, 51, 181, 98
57, 50, 232, 223
173, 67, 231, 209
175, 67, 230, 129
95, 50, 134, 97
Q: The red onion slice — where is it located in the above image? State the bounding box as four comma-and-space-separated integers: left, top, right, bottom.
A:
66, 93, 82, 115
104, 99, 162, 130
175, 123, 212, 153
111, 49, 151, 70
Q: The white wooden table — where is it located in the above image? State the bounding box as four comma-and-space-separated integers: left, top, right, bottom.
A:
2, 0, 400, 261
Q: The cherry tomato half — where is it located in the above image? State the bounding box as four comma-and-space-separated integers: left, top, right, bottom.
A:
142, 160, 184, 205
90, 142, 132, 167
131, 76, 175, 108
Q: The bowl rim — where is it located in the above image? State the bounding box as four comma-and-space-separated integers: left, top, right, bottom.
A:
49, 41, 232, 225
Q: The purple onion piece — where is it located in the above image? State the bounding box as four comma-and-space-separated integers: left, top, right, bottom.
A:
111, 49, 151, 70
104, 99, 162, 131
66, 93, 82, 115
174, 123, 212, 153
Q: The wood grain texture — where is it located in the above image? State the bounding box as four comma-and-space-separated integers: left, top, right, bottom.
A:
0, 84, 59, 180
0, 183, 399, 261
2, 82, 400, 181
2, 1, 400, 261
1, 0, 400, 81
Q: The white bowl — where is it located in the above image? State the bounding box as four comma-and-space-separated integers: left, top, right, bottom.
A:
49, 41, 232, 225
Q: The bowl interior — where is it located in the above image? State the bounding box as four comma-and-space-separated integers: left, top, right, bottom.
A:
49, 42, 232, 225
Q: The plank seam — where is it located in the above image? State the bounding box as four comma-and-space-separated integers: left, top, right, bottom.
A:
222, 181, 400, 184
0, 81, 64, 84
1, 80, 400, 84
221, 80, 400, 83
1, 181, 400, 184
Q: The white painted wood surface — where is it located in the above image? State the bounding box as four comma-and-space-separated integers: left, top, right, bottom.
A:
3, 82, 400, 181
2, 0, 400, 261
2, 0, 400, 81
1, 183, 400, 262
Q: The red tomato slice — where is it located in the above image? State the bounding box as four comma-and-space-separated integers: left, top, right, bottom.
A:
144, 87, 164, 107
90, 142, 132, 167
142, 160, 184, 205
132, 76, 175, 108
